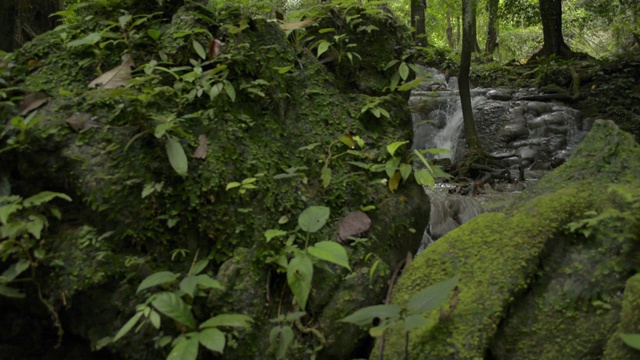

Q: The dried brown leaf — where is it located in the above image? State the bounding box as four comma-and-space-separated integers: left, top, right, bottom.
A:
88, 54, 134, 89
279, 19, 316, 30
193, 134, 208, 159
337, 211, 372, 243
66, 112, 92, 132
19, 92, 49, 115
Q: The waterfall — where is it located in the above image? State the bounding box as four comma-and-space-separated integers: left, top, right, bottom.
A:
432, 96, 486, 160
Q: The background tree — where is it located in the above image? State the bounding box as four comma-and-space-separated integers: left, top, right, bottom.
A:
411, 0, 429, 46
0, 0, 61, 51
485, 0, 499, 53
459, 0, 484, 155
530, 0, 574, 59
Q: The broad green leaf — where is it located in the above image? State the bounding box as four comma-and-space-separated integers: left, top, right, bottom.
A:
620, 333, 640, 350
200, 314, 253, 329
180, 275, 198, 298
339, 304, 401, 327
149, 310, 161, 329
399, 163, 412, 181
269, 325, 294, 360
195, 274, 223, 290
285, 311, 307, 322
151, 292, 196, 329
407, 276, 459, 314
414, 170, 435, 188
403, 314, 429, 332
2, 259, 30, 282
118, 14, 132, 29
167, 335, 198, 360
113, 312, 143, 342
136, 271, 179, 293
0, 203, 22, 224
386, 141, 408, 157
413, 149, 434, 172
66, 32, 101, 48
224, 83, 236, 102
321, 166, 332, 188
154, 122, 173, 139
147, 28, 160, 40
369, 259, 380, 282
308, 241, 351, 270
226, 182, 241, 190
26, 214, 46, 239
209, 83, 224, 100
317, 41, 330, 57
298, 206, 330, 233
264, 229, 288, 242
369, 324, 390, 337
298, 142, 320, 151
339, 135, 356, 148
398, 77, 423, 91
199, 328, 225, 353
166, 137, 188, 177
385, 157, 401, 178
192, 40, 206, 60
190, 258, 209, 275
287, 256, 313, 309
23, 191, 71, 207
384, 59, 399, 70
398, 62, 409, 80
0, 284, 25, 298
389, 71, 400, 90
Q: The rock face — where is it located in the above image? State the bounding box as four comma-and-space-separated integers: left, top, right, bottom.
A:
375, 120, 640, 360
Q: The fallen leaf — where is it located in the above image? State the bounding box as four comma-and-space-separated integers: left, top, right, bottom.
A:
66, 112, 93, 132
193, 134, 208, 159
279, 19, 316, 30
19, 92, 49, 115
337, 211, 372, 243
88, 54, 134, 89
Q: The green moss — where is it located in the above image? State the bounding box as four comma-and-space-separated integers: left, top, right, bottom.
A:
603, 274, 640, 360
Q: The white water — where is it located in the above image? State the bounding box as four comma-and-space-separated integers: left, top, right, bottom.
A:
433, 96, 485, 160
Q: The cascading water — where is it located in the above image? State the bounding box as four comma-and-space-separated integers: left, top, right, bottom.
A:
410, 67, 588, 253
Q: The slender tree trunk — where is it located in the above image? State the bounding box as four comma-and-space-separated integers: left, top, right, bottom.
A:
13, 0, 61, 48
470, 4, 481, 53
411, 0, 428, 46
485, 0, 499, 54
456, 15, 461, 48
0, 0, 17, 51
529, 0, 573, 60
459, 0, 484, 156
446, 12, 455, 49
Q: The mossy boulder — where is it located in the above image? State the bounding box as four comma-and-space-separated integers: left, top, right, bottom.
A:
0, 1, 426, 359
375, 120, 640, 359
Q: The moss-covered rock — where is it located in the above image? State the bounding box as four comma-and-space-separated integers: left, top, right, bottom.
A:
603, 274, 640, 360
0, 1, 425, 359
375, 120, 640, 359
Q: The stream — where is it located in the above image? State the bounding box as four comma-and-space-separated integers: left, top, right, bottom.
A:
410, 67, 591, 250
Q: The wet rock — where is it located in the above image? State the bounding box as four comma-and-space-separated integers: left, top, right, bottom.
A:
486, 88, 514, 100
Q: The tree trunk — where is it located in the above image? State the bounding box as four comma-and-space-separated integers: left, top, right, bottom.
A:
459, 0, 484, 156
485, 0, 499, 54
411, 0, 428, 46
446, 12, 455, 49
470, 3, 481, 53
13, 0, 61, 48
0, 0, 17, 51
529, 0, 573, 60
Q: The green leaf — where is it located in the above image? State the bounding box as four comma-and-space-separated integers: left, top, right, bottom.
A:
339, 304, 401, 327
264, 229, 288, 242
399, 163, 412, 181
190, 258, 209, 275
386, 141, 408, 157
407, 276, 459, 314
0, 203, 22, 225
66, 32, 101, 48
0, 284, 25, 298
308, 241, 351, 270
226, 182, 241, 190
136, 271, 179, 293
192, 40, 206, 60
25, 214, 46, 239
397, 77, 423, 91
113, 312, 143, 342
385, 157, 401, 178
180, 275, 198, 297
620, 333, 640, 350
154, 122, 173, 139
2, 259, 30, 282
199, 328, 226, 353
414, 169, 435, 188
147, 28, 160, 40
287, 255, 313, 309
23, 191, 71, 207
118, 14, 132, 28
398, 62, 409, 80
269, 325, 294, 360
317, 40, 330, 57
167, 335, 198, 360
166, 137, 188, 177
209, 83, 224, 100
298, 206, 330, 233
224, 83, 236, 102
384, 59, 399, 70
321, 166, 332, 188
149, 310, 161, 329
200, 314, 253, 329
195, 274, 223, 290
151, 292, 196, 329
403, 314, 429, 332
